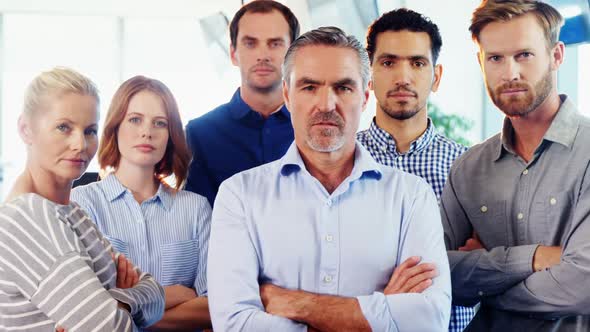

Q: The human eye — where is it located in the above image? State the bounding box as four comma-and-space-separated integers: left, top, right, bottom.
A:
84, 127, 98, 136
381, 60, 393, 67
129, 116, 141, 124
517, 51, 534, 60
488, 55, 502, 63
336, 85, 353, 93
154, 120, 168, 128
413, 60, 427, 68
56, 123, 71, 133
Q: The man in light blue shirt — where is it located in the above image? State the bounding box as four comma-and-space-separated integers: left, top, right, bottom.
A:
208, 26, 451, 332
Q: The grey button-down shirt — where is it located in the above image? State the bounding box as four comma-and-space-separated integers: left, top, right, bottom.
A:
441, 95, 590, 327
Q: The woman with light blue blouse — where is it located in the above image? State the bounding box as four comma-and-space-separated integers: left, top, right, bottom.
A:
71, 76, 212, 331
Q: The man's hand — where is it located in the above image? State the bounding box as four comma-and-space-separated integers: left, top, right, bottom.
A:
458, 232, 484, 251
532, 246, 562, 271
383, 256, 438, 295
113, 253, 139, 289
260, 284, 302, 319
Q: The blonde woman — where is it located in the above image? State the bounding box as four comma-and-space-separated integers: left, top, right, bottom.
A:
0, 68, 164, 331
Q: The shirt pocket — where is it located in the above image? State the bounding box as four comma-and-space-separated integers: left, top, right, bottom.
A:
465, 200, 508, 249
532, 190, 574, 245
104, 235, 130, 258
160, 239, 199, 287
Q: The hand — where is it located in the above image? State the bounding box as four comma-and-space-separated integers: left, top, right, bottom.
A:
532, 246, 561, 271
113, 253, 139, 289
383, 256, 438, 295
458, 232, 484, 251
55, 327, 66, 332
260, 284, 301, 319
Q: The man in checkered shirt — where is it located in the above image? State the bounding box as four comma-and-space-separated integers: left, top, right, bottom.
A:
357, 9, 471, 332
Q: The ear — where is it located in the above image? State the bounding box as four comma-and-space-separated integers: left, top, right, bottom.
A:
550, 41, 565, 71
18, 115, 33, 145
230, 44, 239, 66
431, 64, 443, 93
368, 79, 374, 91
282, 80, 290, 109
476, 51, 483, 69
361, 86, 370, 113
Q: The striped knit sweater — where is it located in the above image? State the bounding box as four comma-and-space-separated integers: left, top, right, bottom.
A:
0, 193, 165, 331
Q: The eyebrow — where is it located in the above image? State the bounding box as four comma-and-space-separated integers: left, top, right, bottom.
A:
295, 77, 358, 88
126, 112, 168, 120
376, 53, 431, 64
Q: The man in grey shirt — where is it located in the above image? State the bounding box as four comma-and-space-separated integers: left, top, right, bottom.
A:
441, 0, 590, 330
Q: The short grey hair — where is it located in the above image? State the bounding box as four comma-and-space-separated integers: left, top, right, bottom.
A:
23, 67, 99, 116
282, 26, 370, 89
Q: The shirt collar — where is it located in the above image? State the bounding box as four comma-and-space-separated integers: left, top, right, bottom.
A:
280, 142, 382, 181
229, 88, 290, 120
100, 173, 173, 211
368, 117, 436, 155
495, 94, 578, 161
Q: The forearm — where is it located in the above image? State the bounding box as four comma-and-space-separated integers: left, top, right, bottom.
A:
147, 297, 211, 331
448, 245, 536, 305
162, 285, 196, 310
484, 261, 590, 317
284, 291, 370, 332
109, 273, 165, 328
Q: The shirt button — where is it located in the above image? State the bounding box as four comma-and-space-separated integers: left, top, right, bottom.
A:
380, 145, 387, 152
480, 205, 488, 213
550, 197, 557, 205
523, 169, 529, 175
323, 275, 333, 283
326, 199, 332, 207
265, 128, 271, 134
325, 235, 334, 242
517, 213, 524, 220
478, 291, 484, 296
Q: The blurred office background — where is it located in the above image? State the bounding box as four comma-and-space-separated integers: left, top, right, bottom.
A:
0, 0, 588, 198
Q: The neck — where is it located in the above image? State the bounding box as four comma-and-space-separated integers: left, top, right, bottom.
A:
114, 161, 159, 204
298, 140, 356, 194
7, 162, 72, 205
375, 107, 428, 154
240, 85, 285, 118
509, 92, 561, 162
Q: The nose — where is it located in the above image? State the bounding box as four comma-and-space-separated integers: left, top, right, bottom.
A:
71, 131, 87, 152
316, 87, 337, 112
501, 58, 520, 82
393, 62, 413, 88
141, 125, 153, 139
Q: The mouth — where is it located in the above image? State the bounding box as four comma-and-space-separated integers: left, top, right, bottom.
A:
500, 88, 527, 96
135, 144, 156, 152
63, 158, 86, 166
387, 92, 416, 99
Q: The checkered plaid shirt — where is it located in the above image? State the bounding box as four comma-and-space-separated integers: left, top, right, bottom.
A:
357, 118, 473, 332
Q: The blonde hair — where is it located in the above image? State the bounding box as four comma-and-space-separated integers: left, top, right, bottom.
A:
470, 0, 564, 49
23, 67, 99, 115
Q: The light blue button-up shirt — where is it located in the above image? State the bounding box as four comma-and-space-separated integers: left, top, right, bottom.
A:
71, 174, 211, 297
208, 142, 451, 332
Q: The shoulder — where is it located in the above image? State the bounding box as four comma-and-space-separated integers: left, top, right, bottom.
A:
186, 102, 231, 132
70, 181, 107, 209
449, 133, 501, 175
218, 159, 282, 195
432, 133, 468, 154
173, 189, 211, 210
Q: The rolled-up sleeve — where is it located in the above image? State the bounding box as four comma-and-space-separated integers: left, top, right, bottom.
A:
100, 237, 165, 328
208, 181, 307, 332
357, 182, 451, 332
441, 165, 535, 306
